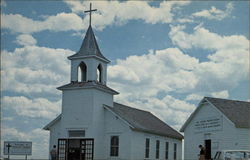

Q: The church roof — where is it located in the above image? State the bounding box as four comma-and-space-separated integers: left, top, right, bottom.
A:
180, 97, 250, 132
105, 102, 184, 140
57, 81, 119, 95
205, 97, 250, 128
68, 25, 110, 62
43, 114, 61, 130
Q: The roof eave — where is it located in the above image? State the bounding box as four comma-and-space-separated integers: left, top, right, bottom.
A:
57, 84, 119, 95
205, 97, 236, 127
68, 54, 110, 63
180, 97, 207, 132
132, 128, 183, 140
43, 114, 61, 130
103, 105, 135, 129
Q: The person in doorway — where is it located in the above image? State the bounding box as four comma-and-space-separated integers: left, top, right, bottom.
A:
50, 145, 57, 160
198, 145, 206, 160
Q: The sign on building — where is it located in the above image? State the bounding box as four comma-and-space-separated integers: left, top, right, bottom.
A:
194, 116, 222, 133
4, 141, 32, 155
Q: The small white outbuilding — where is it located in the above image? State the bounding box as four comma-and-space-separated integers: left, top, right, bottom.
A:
43, 23, 183, 160
180, 97, 250, 160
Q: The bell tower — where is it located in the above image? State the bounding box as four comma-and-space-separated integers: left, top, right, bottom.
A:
68, 25, 110, 84
67, 3, 110, 85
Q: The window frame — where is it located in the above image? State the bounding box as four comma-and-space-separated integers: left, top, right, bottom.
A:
68, 130, 85, 138
156, 140, 160, 159
145, 138, 150, 158
174, 143, 177, 160
165, 141, 169, 159
110, 136, 119, 157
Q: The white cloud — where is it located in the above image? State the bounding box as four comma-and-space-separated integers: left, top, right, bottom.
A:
16, 34, 37, 46
66, 1, 191, 26
3, 117, 14, 121
108, 27, 249, 130
108, 48, 199, 98
1, 13, 84, 34
185, 94, 203, 101
1, 46, 73, 95
176, 18, 194, 23
192, 2, 234, 20
2, 1, 190, 34
211, 90, 229, 99
114, 94, 195, 130
168, 25, 249, 92
2, 96, 60, 119
169, 24, 249, 50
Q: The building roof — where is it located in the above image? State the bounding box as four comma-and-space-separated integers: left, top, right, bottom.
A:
205, 97, 250, 128
180, 97, 250, 132
44, 102, 183, 140
68, 25, 110, 62
43, 114, 61, 130
57, 81, 119, 95
105, 102, 184, 140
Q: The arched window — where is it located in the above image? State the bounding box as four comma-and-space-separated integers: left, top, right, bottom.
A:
97, 64, 102, 83
110, 136, 119, 156
78, 62, 87, 82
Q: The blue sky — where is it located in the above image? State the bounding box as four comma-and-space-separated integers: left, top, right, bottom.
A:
1, 0, 249, 158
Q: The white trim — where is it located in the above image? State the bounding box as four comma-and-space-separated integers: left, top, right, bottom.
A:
43, 114, 61, 130
180, 98, 206, 132
57, 84, 119, 95
68, 55, 110, 63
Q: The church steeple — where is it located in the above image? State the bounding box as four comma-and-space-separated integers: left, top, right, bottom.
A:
68, 26, 109, 62
67, 3, 110, 84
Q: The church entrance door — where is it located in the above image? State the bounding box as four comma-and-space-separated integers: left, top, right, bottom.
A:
58, 138, 94, 160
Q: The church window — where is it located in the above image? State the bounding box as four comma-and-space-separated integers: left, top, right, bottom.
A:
145, 138, 150, 158
78, 62, 87, 82
97, 64, 102, 83
165, 142, 169, 159
68, 130, 85, 137
110, 136, 119, 157
156, 140, 160, 159
174, 143, 177, 160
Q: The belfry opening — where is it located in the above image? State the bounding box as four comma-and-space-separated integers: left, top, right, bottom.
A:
78, 62, 87, 82
97, 64, 102, 83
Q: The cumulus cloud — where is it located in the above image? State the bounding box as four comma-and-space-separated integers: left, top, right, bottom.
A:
1, 1, 190, 34
1, 13, 84, 34
211, 90, 229, 99
108, 26, 249, 130
114, 94, 195, 130
169, 24, 249, 50
168, 25, 249, 92
2, 96, 60, 118
185, 94, 204, 101
1, 46, 73, 95
108, 48, 199, 98
192, 2, 234, 20
16, 34, 37, 46
66, 1, 190, 28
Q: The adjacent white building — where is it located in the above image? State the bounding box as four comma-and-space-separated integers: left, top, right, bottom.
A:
44, 24, 183, 160
180, 97, 250, 160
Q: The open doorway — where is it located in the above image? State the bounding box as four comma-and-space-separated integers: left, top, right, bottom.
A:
68, 139, 80, 160
58, 139, 94, 160
205, 139, 211, 160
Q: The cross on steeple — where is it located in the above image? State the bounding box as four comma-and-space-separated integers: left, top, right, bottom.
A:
84, 3, 97, 26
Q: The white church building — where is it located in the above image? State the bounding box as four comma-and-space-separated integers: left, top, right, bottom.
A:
44, 5, 183, 160
180, 97, 250, 160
